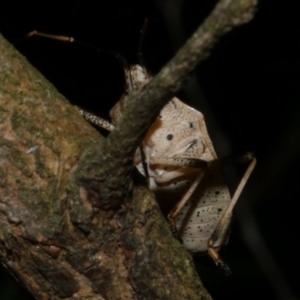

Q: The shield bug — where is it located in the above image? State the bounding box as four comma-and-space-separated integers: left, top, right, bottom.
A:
104, 64, 256, 273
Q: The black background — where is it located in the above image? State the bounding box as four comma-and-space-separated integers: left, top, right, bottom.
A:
0, 0, 300, 299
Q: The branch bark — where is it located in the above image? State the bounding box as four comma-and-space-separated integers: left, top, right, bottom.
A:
0, 0, 257, 299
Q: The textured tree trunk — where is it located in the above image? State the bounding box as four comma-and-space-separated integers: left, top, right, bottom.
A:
0, 1, 257, 299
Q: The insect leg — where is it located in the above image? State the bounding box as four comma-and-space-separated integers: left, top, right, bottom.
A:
77, 108, 150, 182
151, 157, 208, 233
75, 107, 114, 131
168, 170, 206, 234
219, 152, 256, 166
16, 31, 77, 45
207, 153, 256, 271
150, 157, 207, 168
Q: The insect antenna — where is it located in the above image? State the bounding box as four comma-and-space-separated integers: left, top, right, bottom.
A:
137, 18, 149, 75
16, 30, 139, 110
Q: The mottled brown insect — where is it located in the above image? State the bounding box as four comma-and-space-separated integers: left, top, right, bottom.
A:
104, 64, 256, 272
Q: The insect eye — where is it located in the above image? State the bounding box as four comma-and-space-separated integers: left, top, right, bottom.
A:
166, 134, 173, 141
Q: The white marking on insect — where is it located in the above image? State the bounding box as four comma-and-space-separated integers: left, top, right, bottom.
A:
106, 65, 256, 271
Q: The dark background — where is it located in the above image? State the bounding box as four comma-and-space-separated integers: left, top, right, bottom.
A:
0, 0, 299, 299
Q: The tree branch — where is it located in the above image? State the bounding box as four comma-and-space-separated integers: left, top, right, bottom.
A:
0, 0, 257, 298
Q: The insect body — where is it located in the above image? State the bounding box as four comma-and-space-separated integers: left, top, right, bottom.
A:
135, 96, 229, 253
101, 64, 256, 270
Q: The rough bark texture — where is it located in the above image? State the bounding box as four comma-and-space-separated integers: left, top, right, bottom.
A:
0, 0, 257, 299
